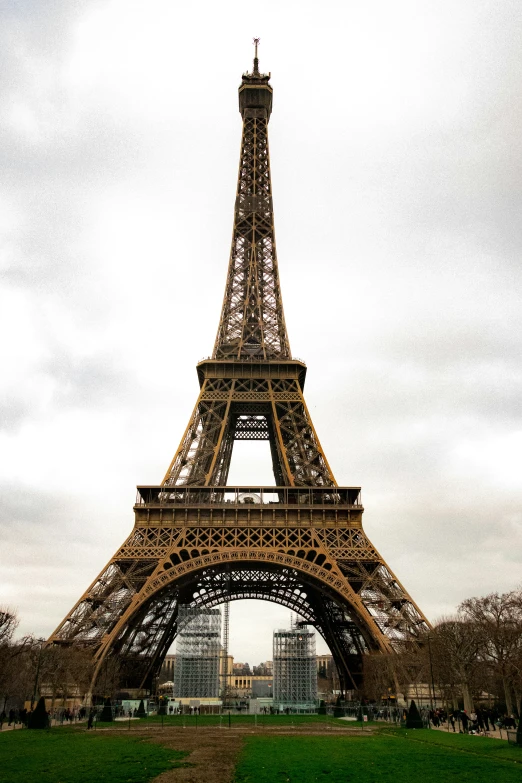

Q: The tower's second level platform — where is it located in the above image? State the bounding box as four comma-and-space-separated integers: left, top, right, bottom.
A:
196, 359, 307, 388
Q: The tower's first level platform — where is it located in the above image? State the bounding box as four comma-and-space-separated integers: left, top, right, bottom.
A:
134, 485, 363, 527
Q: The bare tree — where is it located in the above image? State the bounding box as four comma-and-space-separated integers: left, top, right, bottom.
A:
0, 608, 36, 710
95, 654, 122, 699
459, 590, 522, 715
38, 645, 94, 709
391, 639, 431, 705
0, 607, 19, 645
428, 617, 482, 712
363, 652, 397, 702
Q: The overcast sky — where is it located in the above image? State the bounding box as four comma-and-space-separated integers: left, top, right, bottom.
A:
1, 0, 521, 665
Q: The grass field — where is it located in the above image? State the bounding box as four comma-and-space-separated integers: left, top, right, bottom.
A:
89, 715, 377, 735
106, 712, 377, 728
121, 713, 374, 728
234, 729, 522, 783
0, 728, 188, 783
1, 721, 520, 783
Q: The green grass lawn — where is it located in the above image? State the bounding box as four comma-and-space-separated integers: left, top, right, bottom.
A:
3, 720, 520, 783
233, 729, 522, 782
119, 713, 377, 729
0, 728, 188, 783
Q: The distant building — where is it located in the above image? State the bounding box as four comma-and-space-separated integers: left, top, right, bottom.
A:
161, 654, 176, 682
316, 653, 340, 695
251, 675, 273, 698
232, 662, 252, 675
253, 660, 273, 676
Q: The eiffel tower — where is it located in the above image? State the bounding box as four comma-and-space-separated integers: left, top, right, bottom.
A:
49, 42, 430, 694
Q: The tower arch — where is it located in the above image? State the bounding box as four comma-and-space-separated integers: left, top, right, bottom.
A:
91, 554, 385, 693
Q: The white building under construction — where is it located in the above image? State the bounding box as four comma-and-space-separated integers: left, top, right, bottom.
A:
173, 607, 221, 699
273, 625, 317, 712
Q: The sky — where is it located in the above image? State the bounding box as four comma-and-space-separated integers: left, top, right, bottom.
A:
1, 0, 521, 665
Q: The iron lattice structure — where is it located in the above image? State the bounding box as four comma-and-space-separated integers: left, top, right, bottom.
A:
173, 607, 221, 699
273, 627, 317, 710
48, 46, 430, 695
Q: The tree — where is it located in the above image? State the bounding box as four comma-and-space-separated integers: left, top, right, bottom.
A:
94, 654, 121, 700
459, 590, 522, 716
0, 608, 35, 711
512, 641, 522, 713
393, 641, 430, 706
517, 699, 522, 745
37, 645, 90, 710
362, 653, 396, 702
0, 608, 18, 646
426, 617, 482, 712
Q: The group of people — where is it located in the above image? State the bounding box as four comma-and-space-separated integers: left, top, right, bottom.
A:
0, 708, 28, 728
360, 704, 519, 735
0, 705, 87, 730
428, 707, 518, 734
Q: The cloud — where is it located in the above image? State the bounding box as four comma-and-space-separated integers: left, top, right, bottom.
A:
1, 0, 521, 664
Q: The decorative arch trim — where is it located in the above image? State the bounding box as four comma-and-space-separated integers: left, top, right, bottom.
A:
94, 548, 391, 664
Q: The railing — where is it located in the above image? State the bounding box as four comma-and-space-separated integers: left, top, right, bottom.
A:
135, 486, 362, 508
197, 357, 307, 364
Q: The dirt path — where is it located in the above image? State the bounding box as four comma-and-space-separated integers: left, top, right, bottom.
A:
130, 724, 377, 783
144, 728, 243, 783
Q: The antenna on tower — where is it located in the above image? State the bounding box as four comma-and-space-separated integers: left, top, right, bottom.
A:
253, 36, 260, 75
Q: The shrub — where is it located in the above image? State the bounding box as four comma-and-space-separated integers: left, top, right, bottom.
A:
99, 697, 113, 722
405, 699, 423, 729
27, 697, 49, 729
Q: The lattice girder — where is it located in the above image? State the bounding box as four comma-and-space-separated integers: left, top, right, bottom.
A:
213, 108, 290, 360
48, 53, 431, 697
162, 374, 336, 488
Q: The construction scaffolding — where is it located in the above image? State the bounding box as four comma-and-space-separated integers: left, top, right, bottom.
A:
273, 625, 317, 711
173, 607, 221, 699
221, 600, 230, 698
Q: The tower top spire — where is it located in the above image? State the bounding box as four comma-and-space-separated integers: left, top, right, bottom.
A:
243, 37, 270, 83
253, 36, 260, 75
